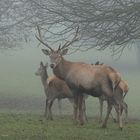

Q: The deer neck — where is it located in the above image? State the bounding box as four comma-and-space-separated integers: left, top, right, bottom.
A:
53, 57, 71, 80
41, 70, 48, 86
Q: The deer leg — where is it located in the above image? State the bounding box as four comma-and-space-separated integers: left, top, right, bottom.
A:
118, 103, 123, 130
58, 99, 62, 118
101, 84, 114, 128
48, 99, 54, 120
73, 93, 79, 123
99, 97, 103, 123
124, 103, 128, 123
113, 94, 124, 129
102, 100, 112, 128
44, 98, 48, 119
113, 105, 119, 123
82, 99, 88, 122
78, 93, 84, 125
122, 102, 128, 123
110, 111, 117, 123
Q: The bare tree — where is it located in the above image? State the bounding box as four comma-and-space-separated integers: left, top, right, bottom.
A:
0, 0, 33, 49
0, 0, 140, 55
27, 0, 140, 54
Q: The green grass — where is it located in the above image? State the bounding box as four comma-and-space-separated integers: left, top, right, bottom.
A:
0, 113, 140, 140
0, 48, 139, 140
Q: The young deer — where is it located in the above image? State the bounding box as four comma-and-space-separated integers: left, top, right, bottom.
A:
35, 62, 73, 120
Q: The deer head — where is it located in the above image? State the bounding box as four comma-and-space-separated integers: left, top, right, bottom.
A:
35, 61, 48, 76
35, 26, 79, 69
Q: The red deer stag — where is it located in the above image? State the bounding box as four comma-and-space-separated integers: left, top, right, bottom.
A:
35, 27, 124, 129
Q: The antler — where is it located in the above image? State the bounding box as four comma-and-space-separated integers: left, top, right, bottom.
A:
59, 26, 79, 51
35, 26, 54, 52
58, 44, 61, 51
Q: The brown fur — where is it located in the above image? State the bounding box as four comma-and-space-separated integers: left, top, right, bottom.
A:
99, 80, 128, 123
93, 62, 121, 92
119, 80, 129, 98
104, 66, 121, 91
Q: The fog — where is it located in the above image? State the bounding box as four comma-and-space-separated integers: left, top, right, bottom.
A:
0, 43, 139, 119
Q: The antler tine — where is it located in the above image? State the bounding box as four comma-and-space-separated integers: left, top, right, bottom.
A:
60, 26, 79, 50
58, 44, 61, 51
35, 35, 54, 52
35, 26, 54, 52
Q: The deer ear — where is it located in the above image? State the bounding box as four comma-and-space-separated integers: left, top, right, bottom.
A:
40, 61, 44, 66
61, 49, 68, 55
42, 49, 50, 56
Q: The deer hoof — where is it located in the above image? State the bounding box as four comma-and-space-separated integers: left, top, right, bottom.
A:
50, 118, 53, 121
113, 119, 117, 123
79, 121, 84, 125
101, 124, 107, 128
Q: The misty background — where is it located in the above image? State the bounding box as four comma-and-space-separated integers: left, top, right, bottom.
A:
0, 42, 139, 119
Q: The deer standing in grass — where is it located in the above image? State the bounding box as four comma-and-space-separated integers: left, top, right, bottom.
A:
98, 79, 128, 123
94, 62, 128, 123
36, 26, 125, 129
35, 61, 88, 121
35, 62, 73, 120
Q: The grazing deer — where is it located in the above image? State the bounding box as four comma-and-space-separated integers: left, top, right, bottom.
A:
114, 80, 128, 123
35, 61, 88, 121
36, 26, 124, 129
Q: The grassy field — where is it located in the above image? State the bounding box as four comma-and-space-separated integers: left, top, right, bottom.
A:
0, 48, 139, 139
0, 73, 140, 140
0, 113, 140, 140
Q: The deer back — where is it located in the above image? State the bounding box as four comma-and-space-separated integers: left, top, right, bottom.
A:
46, 75, 73, 98
58, 61, 109, 90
